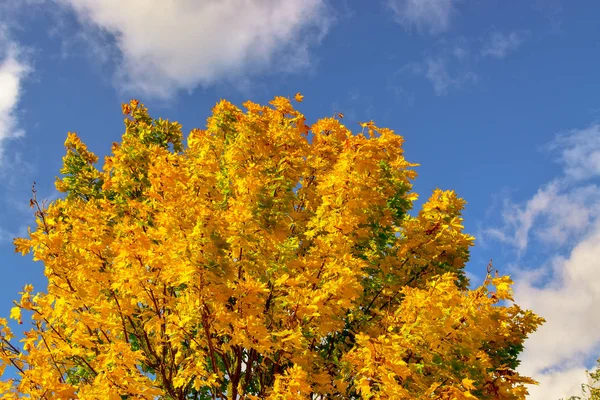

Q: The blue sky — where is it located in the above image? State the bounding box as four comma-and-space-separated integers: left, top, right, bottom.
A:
1, 1, 599, 398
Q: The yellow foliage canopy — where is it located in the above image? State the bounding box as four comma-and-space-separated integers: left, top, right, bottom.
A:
1, 96, 544, 399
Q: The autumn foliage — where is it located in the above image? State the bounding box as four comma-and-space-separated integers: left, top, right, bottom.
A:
1, 95, 544, 399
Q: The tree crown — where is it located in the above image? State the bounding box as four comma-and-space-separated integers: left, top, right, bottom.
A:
1, 95, 544, 399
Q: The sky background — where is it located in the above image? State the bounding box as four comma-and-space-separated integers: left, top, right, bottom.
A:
1, 0, 599, 398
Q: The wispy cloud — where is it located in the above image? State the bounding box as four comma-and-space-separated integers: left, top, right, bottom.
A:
486, 124, 600, 399
398, 30, 526, 96
549, 124, 600, 181
0, 32, 30, 165
424, 56, 477, 95
423, 58, 454, 95
400, 47, 477, 96
482, 31, 524, 59
53, 0, 333, 99
387, 0, 458, 34
488, 182, 599, 252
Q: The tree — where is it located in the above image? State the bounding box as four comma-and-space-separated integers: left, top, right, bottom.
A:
1, 95, 544, 399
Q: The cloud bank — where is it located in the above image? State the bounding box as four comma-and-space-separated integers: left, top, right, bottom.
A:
487, 124, 600, 399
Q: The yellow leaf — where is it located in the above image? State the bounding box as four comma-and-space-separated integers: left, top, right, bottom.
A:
13, 238, 31, 255
275, 274, 289, 286
462, 377, 476, 391
9, 306, 21, 323
294, 92, 304, 102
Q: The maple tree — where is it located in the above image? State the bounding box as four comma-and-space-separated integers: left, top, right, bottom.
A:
1, 95, 544, 399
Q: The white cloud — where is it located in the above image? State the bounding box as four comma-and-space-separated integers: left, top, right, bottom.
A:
56, 0, 333, 98
486, 125, 600, 399
0, 34, 29, 165
489, 124, 600, 251
515, 225, 600, 399
387, 0, 457, 34
482, 31, 523, 59
491, 182, 600, 251
527, 366, 590, 400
